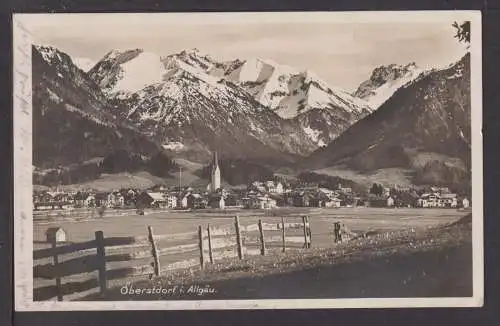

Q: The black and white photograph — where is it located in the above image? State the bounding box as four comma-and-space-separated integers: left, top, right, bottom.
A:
13, 11, 483, 310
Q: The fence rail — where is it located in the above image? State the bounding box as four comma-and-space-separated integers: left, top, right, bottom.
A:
33, 215, 311, 301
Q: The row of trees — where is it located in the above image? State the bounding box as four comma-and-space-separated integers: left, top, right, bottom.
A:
34, 149, 179, 187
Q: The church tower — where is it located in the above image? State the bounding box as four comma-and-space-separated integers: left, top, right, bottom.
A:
211, 151, 221, 192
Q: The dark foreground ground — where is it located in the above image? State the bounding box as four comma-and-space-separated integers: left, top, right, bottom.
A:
83, 215, 473, 300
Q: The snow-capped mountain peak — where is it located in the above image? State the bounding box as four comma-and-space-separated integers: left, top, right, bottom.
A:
87, 47, 375, 151
89, 49, 167, 94
354, 62, 425, 108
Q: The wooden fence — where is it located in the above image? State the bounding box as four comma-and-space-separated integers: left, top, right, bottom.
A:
199, 215, 312, 268
33, 215, 311, 301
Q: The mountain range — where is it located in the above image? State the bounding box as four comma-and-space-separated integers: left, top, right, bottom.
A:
32, 45, 160, 169
304, 54, 471, 191
32, 44, 471, 190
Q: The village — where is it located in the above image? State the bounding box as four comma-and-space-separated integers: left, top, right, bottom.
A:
33, 153, 471, 213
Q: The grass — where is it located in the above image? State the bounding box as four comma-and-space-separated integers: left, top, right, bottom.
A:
78, 212, 472, 301
33, 207, 467, 244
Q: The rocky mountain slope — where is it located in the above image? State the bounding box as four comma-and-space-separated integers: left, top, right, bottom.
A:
32, 45, 159, 169
206, 54, 373, 147
353, 62, 424, 108
89, 48, 372, 151
88, 48, 329, 163
303, 54, 471, 189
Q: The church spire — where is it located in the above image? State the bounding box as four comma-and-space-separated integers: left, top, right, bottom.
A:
211, 151, 221, 192
213, 151, 219, 168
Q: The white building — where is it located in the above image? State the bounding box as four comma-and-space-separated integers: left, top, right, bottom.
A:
256, 196, 277, 209
462, 198, 470, 208
325, 197, 342, 208
418, 193, 440, 208
440, 193, 458, 208
165, 194, 178, 209
265, 181, 284, 194
45, 227, 67, 243
210, 152, 221, 192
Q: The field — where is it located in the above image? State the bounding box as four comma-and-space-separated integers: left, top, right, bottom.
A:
33, 207, 472, 301
34, 207, 469, 246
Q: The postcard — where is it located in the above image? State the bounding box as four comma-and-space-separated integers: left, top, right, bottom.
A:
13, 11, 483, 310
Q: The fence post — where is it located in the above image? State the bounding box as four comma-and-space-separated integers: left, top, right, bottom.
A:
207, 224, 214, 264
198, 226, 205, 269
50, 237, 63, 301
281, 217, 286, 252
306, 216, 311, 248
148, 226, 160, 276
258, 219, 266, 256
302, 216, 308, 249
234, 215, 244, 259
94, 230, 107, 298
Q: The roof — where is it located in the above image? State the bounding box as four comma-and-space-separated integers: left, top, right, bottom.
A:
256, 196, 276, 201
440, 193, 457, 199
148, 192, 165, 201
45, 227, 64, 234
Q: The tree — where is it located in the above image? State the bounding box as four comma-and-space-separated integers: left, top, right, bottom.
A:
370, 183, 384, 196
453, 21, 470, 46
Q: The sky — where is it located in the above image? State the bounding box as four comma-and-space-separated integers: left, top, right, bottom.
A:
20, 12, 469, 92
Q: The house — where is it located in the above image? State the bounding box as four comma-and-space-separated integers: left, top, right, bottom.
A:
325, 197, 342, 208
318, 188, 336, 200
265, 181, 284, 194
418, 193, 440, 208
440, 193, 458, 208
45, 227, 67, 243
242, 195, 276, 209
274, 182, 284, 194
337, 183, 352, 194
165, 194, 178, 209
386, 196, 395, 208
107, 192, 125, 208
462, 198, 470, 208
179, 193, 190, 208
250, 195, 277, 209
84, 194, 96, 207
